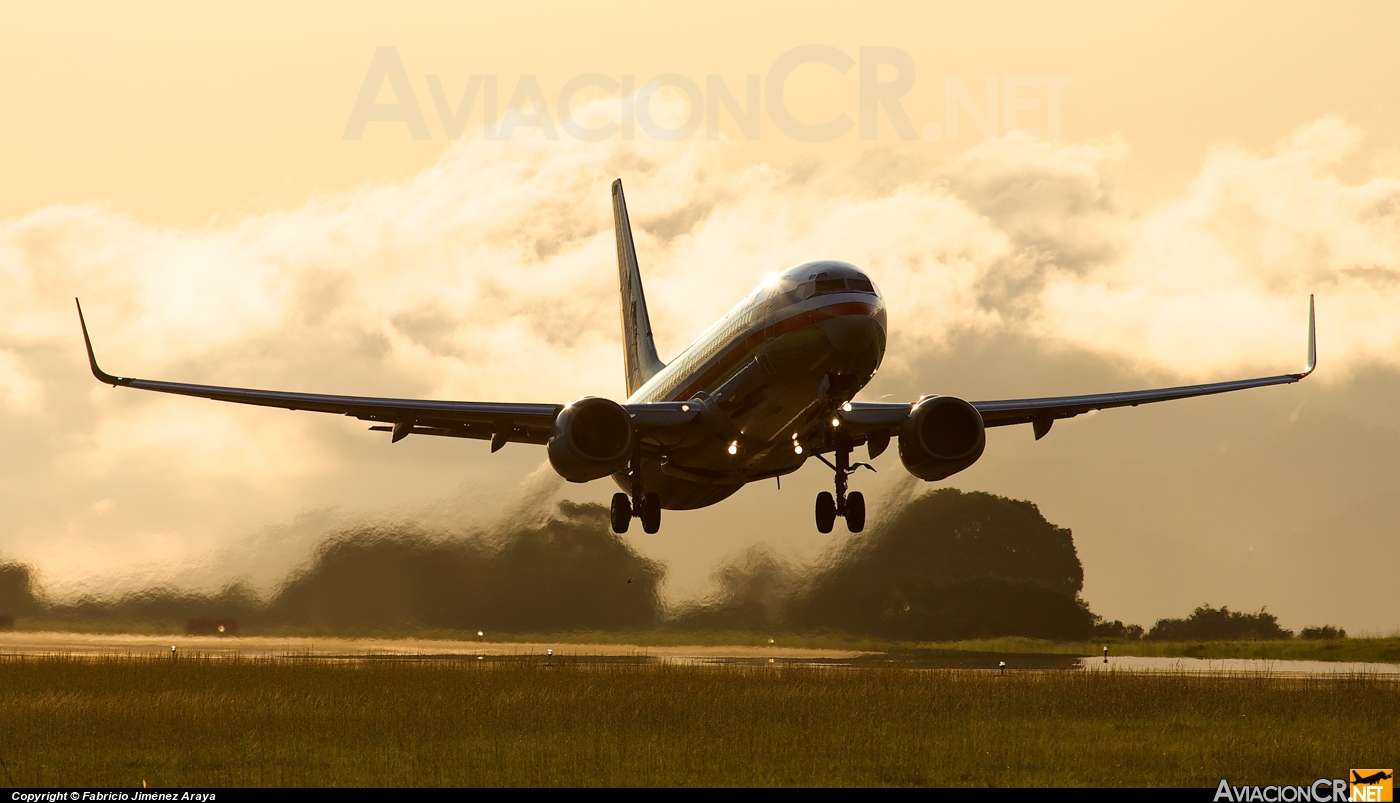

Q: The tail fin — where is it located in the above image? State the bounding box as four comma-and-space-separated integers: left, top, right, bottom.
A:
613, 178, 665, 396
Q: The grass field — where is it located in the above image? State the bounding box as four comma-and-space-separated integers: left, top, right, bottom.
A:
0, 655, 1394, 787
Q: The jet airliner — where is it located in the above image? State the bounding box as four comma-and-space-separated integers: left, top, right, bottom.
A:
77, 179, 1316, 535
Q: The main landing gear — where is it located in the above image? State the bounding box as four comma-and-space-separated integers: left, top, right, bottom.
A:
814, 437, 870, 534
611, 455, 661, 535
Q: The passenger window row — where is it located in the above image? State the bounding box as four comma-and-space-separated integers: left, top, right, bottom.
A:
655, 303, 766, 398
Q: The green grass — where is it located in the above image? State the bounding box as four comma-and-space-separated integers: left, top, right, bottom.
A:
0, 655, 1393, 787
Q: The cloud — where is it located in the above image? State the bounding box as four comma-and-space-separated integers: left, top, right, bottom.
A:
1, 113, 1397, 612
1037, 117, 1400, 378
0, 350, 43, 414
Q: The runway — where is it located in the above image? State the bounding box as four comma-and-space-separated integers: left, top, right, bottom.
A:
0, 630, 864, 662
2, 631, 1396, 675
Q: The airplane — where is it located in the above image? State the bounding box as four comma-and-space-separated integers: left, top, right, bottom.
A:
1352, 771, 1393, 785
76, 179, 1317, 536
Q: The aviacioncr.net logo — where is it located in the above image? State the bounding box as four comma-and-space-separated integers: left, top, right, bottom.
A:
1213, 772, 1393, 803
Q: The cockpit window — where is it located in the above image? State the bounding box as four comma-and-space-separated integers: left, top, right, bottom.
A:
776, 272, 878, 302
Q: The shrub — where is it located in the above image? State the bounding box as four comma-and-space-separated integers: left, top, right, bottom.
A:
1093, 618, 1145, 640
1298, 625, 1347, 640
1147, 605, 1293, 641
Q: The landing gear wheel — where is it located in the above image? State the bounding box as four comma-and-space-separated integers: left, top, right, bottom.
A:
846, 491, 866, 533
641, 492, 662, 534
815, 492, 836, 533
610, 493, 631, 534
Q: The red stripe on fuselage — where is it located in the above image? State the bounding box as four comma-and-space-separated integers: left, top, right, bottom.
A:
662, 299, 878, 403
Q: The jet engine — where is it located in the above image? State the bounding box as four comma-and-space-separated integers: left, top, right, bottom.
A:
898, 395, 986, 481
547, 397, 635, 482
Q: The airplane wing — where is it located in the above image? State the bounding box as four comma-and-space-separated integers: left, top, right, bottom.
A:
845, 295, 1316, 441
77, 299, 575, 449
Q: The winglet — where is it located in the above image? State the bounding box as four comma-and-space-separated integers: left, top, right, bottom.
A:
1299, 293, 1316, 378
75, 298, 125, 386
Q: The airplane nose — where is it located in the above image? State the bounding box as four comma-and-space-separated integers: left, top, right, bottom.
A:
825, 314, 879, 354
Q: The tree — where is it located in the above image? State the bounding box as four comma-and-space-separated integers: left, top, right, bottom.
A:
788, 489, 1095, 640
1147, 604, 1293, 641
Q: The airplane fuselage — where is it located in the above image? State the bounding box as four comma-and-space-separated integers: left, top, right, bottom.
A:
618, 260, 887, 509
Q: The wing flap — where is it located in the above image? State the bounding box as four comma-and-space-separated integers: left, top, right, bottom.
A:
367, 422, 551, 446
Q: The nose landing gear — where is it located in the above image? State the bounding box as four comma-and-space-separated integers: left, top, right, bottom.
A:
611, 455, 662, 535
814, 436, 871, 534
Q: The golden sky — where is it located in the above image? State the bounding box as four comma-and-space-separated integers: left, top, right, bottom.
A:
2, 1, 1398, 631
4, 1, 1397, 224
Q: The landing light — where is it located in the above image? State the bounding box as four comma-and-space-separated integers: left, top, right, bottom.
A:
831, 417, 840, 428
727, 441, 738, 456
794, 444, 803, 455
842, 402, 852, 412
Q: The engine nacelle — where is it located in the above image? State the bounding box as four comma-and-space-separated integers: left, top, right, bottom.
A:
547, 397, 635, 483
898, 395, 986, 481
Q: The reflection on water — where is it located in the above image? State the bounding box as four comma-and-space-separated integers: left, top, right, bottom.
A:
1079, 656, 1400, 675
659, 650, 1083, 670
663, 654, 1400, 676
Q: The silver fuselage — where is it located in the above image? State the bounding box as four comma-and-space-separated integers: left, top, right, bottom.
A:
616, 260, 888, 509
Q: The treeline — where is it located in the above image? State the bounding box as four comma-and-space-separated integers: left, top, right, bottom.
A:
0, 500, 663, 635
0, 489, 1348, 642
1094, 605, 1347, 642
0, 490, 1100, 640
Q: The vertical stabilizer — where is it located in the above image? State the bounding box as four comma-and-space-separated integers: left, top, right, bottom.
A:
613, 179, 665, 396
